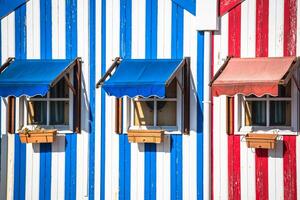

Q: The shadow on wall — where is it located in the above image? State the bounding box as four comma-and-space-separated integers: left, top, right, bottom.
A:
254, 139, 291, 159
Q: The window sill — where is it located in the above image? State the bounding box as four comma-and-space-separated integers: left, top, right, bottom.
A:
127, 126, 182, 135
235, 126, 298, 136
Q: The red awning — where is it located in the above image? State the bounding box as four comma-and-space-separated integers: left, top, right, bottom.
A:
211, 57, 298, 97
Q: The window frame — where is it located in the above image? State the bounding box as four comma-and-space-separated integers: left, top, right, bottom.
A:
127, 80, 183, 135
19, 71, 74, 133
235, 76, 299, 136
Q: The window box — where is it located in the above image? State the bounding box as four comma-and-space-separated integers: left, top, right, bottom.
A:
127, 129, 164, 143
245, 133, 278, 149
18, 129, 57, 144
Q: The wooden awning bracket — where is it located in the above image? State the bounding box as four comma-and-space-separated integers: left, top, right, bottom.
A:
0, 57, 15, 74
96, 57, 121, 88
283, 57, 300, 85
64, 75, 76, 95
209, 56, 232, 87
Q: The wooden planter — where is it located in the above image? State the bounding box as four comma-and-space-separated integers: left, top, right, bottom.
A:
245, 133, 277, 149
127, 129, 164, 143
18, 129, 57, 144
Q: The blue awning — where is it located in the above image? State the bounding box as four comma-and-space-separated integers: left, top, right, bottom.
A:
0, 58, 76, 97
0, 0, 27, 19
101, 59, 184, 98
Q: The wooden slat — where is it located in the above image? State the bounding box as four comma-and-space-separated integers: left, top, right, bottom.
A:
96, 57, 121, 88
226, 96, 234, 135
115, 98, 123, 134
73, 59, 82, 133
183, 57, 190, 135
8, 96, 15, 134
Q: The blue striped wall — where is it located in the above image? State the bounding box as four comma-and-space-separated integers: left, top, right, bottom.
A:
1, 0, 206, 199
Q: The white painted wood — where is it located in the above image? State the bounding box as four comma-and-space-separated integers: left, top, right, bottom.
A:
196, 0, 219, 31
51, 1, 66, 199
213, 14, 229, 200
156, 1, 171, 199
239, 1, 256, 199
130, 1, 146, 199
76, 0, 90, 198
105, 0, 120, 199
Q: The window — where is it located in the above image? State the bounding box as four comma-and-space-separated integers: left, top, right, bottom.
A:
23, 76, 72, 131
129, 79, 181, 133
238, 81, 297, 135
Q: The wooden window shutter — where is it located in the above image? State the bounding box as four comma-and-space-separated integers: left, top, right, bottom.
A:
115, 98, 123, 134
183, 58, 190, 135
8, 96, 15, 134
73, 59, 82, 133
226, 96, 234, 135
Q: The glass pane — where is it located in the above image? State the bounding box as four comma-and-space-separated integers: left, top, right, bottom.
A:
244, 101, 266, 126
157, 101, 177, 126
50, 78, 69, 98
270, 101, 291, 126
165, 79, 177, 98
50, 101, 69, 125
27, 101, 47, 125
133, 101, 154, 126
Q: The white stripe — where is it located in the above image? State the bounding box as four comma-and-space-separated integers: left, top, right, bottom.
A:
240, 1, 256, 200
94, 0, 102, 198
105, 0, 120, 199
26, 1, 41, 199
77, 0, 90, 198
51, 1, 66, 199
130, 1, 145, 199
156, 1, 171, 200
182, 10, 198, 200
213, 14, 229, 200
268, 1, 284, 200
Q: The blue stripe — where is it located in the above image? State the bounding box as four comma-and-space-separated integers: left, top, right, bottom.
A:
65, 1, 77, 199
170, 3, 183, 200
196, 32, 204, 200
39, 1, 52, 199
145, 1, 158, 200
119, 0, 131, 199
88, 0, 96, 199
100, 0, 106, 199
14, 5, 26, 200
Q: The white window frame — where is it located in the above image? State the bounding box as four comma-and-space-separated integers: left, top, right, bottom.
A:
19, 71, 74, 134
236, 72, 299, 136
126, 81, 182, 135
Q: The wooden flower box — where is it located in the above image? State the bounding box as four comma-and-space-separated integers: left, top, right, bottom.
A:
245, 133, 278, 149
127, 129, 164, 143
18, 129, 57, 144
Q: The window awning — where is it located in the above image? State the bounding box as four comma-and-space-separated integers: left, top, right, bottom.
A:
96, 58, 188, 98
0, 58, 79, 97
210, 56, 299, 97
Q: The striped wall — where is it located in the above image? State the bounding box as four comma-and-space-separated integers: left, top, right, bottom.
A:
0, 0, 206, 199
213, 0, 300, 199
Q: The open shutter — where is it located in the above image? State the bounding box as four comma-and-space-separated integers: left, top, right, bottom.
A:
73, 59, 82, 133
226, 96, 234, 135
115, 98, 123, 134
8, 96, 15, 134
183, 58, 190, 135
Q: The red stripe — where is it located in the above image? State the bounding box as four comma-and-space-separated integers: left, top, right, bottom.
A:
211, 32, 214, 200
228, 5, 241, 200
219, 0, 245, 16
255, 1, 269, 200
283, 1, 297, 199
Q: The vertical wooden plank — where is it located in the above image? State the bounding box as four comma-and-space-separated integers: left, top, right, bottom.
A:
7, 97, 15, 134
226, 96, 234, 135
115, 98, 122, 134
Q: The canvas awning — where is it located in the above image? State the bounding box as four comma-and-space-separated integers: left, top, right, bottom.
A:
96, 58, 188, 98
210, 56, 299, 97
0, 58, 79, 97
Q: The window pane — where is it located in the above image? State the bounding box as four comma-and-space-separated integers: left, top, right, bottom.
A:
245, 101, 266, 126
27, 101, 47, 125
165, 79, 177, 98
277, 82, 291, 97
157, 101, 177, 126
50, 101, 69, 125
134, 101, 154, 126
270, 101, 291, 126
50, 78, 69, 98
